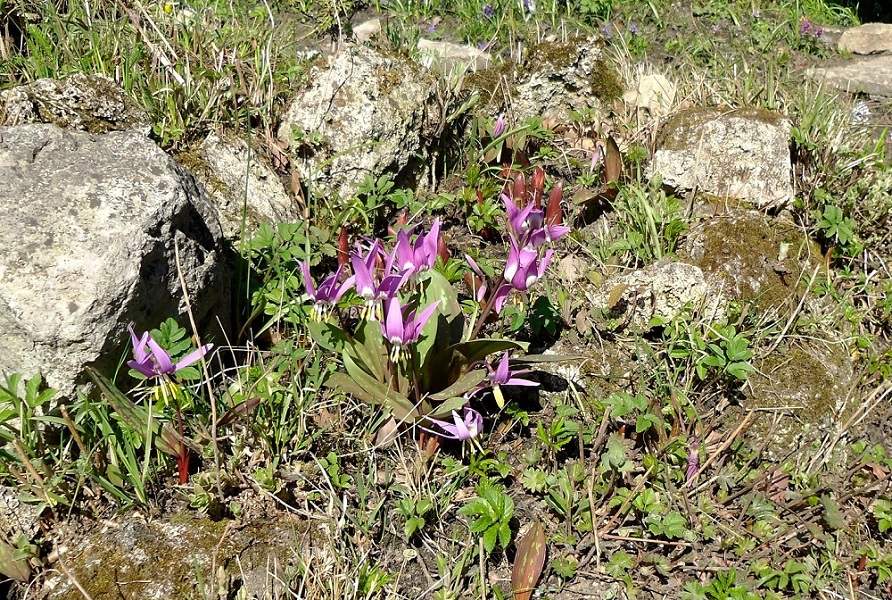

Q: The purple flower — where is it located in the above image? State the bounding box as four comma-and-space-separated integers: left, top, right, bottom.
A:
127, 325, 213, 379
590, 146, 601, 171
474, 351, 538, 408
813, 26, 823, 38
351, 241, 406, 319
477, 41, 489, 51
492, 114, 505, 138
753, 8, 760, 20
381, 297, 440, 362
465, 254, 489, 302
503, 194, 568, 249
419, 406, 483, 441
503, 236, 554, 291
299, 262, 354, 319
686, 448, 699, 483
711, 23, 721, 34
482, 4, 494, 18
628, 23, 638, 35
390, 219, 441, 277
600, 24, 612, 39
503, 194, 536, 241
426, 22, 437, 33
799, 18, 811, 35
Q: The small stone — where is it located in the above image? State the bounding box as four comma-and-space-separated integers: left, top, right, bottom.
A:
809, 55, 892, 98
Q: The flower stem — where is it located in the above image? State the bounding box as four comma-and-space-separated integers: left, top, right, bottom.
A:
470, 276, 506, 340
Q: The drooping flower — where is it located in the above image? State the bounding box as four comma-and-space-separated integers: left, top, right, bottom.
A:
473, 351, 538, 408
686, 448, 699, 483
419, 406, 483, 441
380, 297, 440, 362
299, 262, 354, 320
504, 236, 554, 291
127, 325, 213, 379
351, 241, 406, 319
390, 219, 441, 278
492, 114, 506, 138
464, 254, 489, 302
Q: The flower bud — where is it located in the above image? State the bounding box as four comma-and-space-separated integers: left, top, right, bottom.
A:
531, 167, 545, 209
546, 182, 563, 226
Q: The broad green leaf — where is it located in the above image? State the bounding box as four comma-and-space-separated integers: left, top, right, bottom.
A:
428, 369, 486, 402
0, 537, 31, 582
425, 396, 471, 420
353, 320, 387, 381
306, 320, 349, 353
341, 354, 417, 420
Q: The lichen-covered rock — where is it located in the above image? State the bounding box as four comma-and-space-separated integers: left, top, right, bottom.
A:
37, 516, 308, 599
678, 210, 820, 313
463, 37, 621, 125
0, 74, 151, 134
276, 45, 438, 201
186, 133, 300, 241
746, 335, 855, 456
0, 124, 230, 399
584, 260, 721, 332
650, 107, 792, 208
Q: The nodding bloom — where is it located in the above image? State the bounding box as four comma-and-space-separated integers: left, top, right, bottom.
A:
465, 254, 489, 302
492, 114, 506, 138
390, 219, 441, 278
686, 448, 699, 483
128, 325, 213, 379
380, 297, 440, 363
299, 262, 354, 320
503, 236, 554, 292
472, 351, 538, 408
503, 194, 569, 250
419, 406, 483, 441
351, 241, 406, 320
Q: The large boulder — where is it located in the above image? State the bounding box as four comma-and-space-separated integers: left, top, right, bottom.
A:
0, 124, 231, 399
838, 23, 892, 55
184, 133, 300, 241
650, 107, 793, 208
809, 55, 892, 98
276, 45, 438, 202
0, 74, 151, 134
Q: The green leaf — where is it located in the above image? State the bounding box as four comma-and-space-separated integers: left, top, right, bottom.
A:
428, 369, 486, 402
820, 495, 846, 530
307, 320, 349, 353
341, 354, 417, 420
86, 367, 183, 457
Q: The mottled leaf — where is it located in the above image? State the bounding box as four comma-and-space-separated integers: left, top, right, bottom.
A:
512, 521, 546, 600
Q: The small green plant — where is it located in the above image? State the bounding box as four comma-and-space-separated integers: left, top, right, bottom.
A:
396, 496, 435, 538
813, 203, 857, 251
458, 478, 514, 556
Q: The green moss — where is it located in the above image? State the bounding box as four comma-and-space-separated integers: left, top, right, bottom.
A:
462, 60, 517, 111
590, 58, 623, 103
680, 211, 820, 312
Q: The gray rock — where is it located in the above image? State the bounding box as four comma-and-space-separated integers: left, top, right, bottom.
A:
0, 485, 40, 543
809, 55, 892, 98
584, 260, 721, 332
0, 124, 230, 399
0, 74, 151, 134
650, 107, 793, 208
190, 134, 300, 241
838, 23, 892, 55
510, 38, 620, 124
747, 334, 855, 458
276, 45, 438, 201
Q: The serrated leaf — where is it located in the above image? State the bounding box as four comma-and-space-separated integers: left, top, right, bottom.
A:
820, 495, 846, 530
512, 521, 546, 600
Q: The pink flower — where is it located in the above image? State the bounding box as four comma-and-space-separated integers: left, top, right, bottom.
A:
127, 325, 212, 379
419, 407, 483, 441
